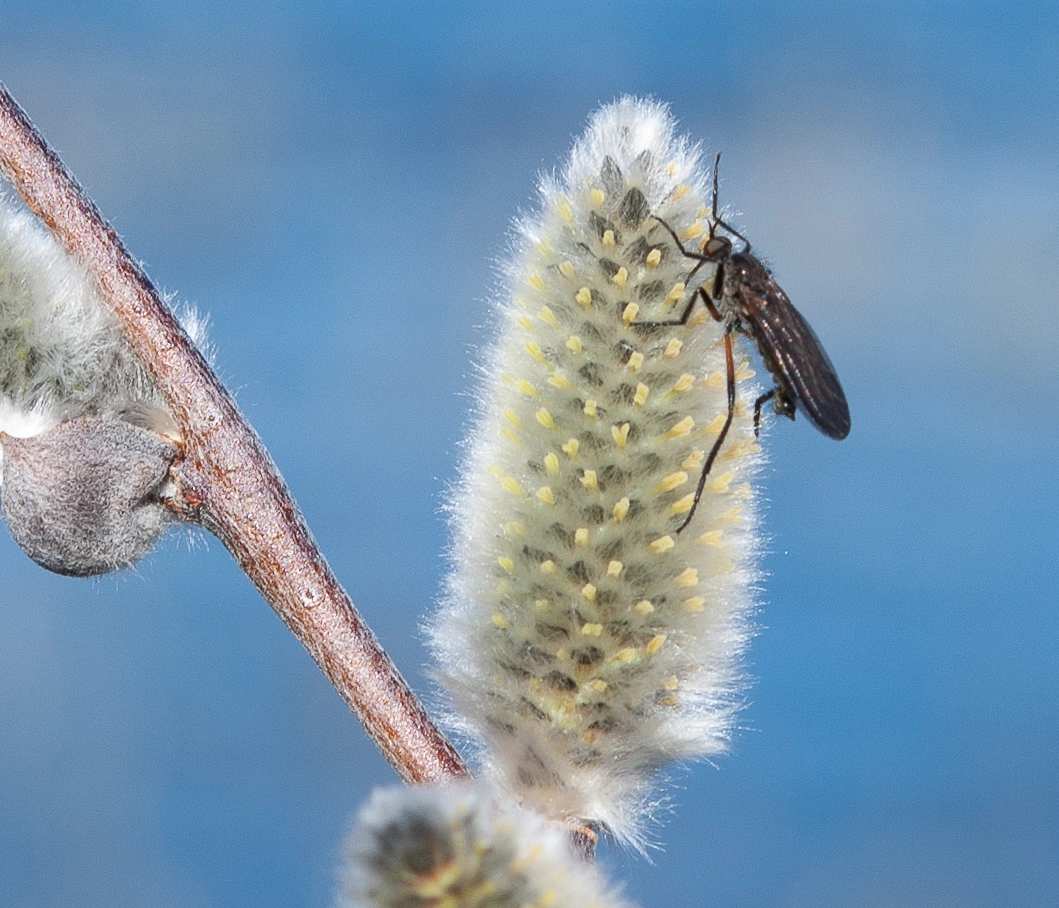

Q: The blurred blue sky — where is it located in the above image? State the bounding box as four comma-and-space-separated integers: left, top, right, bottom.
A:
1, 2, 1057, 906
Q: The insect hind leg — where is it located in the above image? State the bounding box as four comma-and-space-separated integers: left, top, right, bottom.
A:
752, 390, 774, 438
676, 328, 736, 534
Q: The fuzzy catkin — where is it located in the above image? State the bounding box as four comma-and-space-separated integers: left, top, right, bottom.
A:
431, 97, 764, 845
340, 784, 635, 908
0, 194, 171, 427
0, 192, 208, 574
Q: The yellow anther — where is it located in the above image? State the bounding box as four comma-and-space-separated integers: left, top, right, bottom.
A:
735, 360, 755, 381
717, 504, 743, 523
674, 568, 699, 587
591, 188, 605, 206
607, 560, 624, 577
500, 428, 521, 446
689, 308, 710, 327
673, 183, 690, 200
656, 471, 689, 492
682, 450, 705, 470
634, 383, 650, 406
581, 585, 597, 603
562, 438, 580, 457
705, 472, 734, 493
669, 494, 696, 516
683, 596, 705, 612
634, 599, 655, 615
566, 335, 583, 354
540, 560, 557, 574
704, 412, 728, 434
671, 374, 695, 393
529, 274, 546, 291
602, 229, 616, 247
557, 196, 573, 223
516, 379, 539, 398
517, 315, 534, 331
538, 305, 560, 327
536, 408, 555, 428
491, 613, 508, 629
662, 675, 679, 690
581, 621, 602, 636
705, 371, 726, 389
544, 452, 560, 477
574, 527, 589, 546
649, 535, 675, 553
682, 222, 703, 240
612, 266, 629, 289
667, 281, 687, 302
626, 350, 644, 372
501, 477, 527, 498
504, 520, 526, 536
534, 599, 550, 611
697, 530, 724, 547
664, 338, 683, 358
583, 399, 598, 418
558, 261, 575, 280
536, 486, 554, 505
646, 634, 667, 654
614, 647, 638, 662
498, 556, 515, 572
612, 422, 630, 450
646, 248, 662, 267
621, 302, 639, 325
663, 416, 695, 439
581, 470, 598, 490
612, 497, 630, 522
548, 373, 573, 389
525, 342, 547, 364
575, 287, 593, 307
587, 678, 608, 693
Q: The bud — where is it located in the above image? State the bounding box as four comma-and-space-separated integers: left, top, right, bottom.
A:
1, 190, 208, 574
0, 415, 178, 576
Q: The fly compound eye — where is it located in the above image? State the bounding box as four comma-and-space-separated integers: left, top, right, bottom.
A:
0, 415, 179, 576
703, 236, 731, 258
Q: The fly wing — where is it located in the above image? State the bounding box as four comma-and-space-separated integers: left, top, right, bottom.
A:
736, 276, 851, 440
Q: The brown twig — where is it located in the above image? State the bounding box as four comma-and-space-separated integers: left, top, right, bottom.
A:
0, 82, 468, 785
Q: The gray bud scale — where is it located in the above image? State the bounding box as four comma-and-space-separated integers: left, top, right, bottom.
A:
0, 416, 179, 576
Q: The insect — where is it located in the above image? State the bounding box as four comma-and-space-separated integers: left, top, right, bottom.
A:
640, 153, 850, 533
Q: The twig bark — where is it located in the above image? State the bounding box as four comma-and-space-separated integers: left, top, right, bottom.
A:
0, 82, 468, 785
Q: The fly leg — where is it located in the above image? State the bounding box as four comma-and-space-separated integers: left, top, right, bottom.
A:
676, 326, 736, 534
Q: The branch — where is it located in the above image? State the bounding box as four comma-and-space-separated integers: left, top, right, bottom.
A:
0, 82, 468, 785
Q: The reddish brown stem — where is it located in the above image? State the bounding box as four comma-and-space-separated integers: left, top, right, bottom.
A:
0, 83, 468, 785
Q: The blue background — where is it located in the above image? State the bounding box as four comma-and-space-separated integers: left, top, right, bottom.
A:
2, 3, 1057, 906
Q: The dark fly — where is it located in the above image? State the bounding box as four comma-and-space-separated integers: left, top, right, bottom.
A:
638, 153, 850, 532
